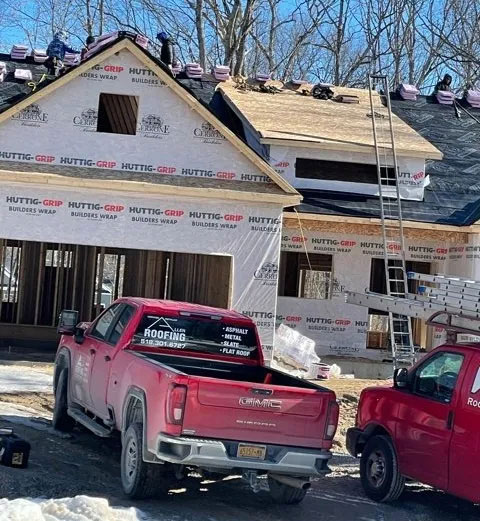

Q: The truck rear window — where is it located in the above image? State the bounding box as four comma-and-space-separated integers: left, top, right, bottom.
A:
132, 314, 258, 359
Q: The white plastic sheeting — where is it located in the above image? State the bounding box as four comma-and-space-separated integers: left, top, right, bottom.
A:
271, 324, 320, 376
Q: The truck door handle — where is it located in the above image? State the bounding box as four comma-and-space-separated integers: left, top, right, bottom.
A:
89, 348, 96, 356
104, 355, 111, 362
447, 411, 454, 430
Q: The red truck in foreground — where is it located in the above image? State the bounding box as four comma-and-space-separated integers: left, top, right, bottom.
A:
347, 343, 480, 504
53, 298, 339, 503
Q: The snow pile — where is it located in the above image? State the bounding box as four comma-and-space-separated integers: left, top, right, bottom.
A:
0, 365, 52, 393
0, 495, 150, 521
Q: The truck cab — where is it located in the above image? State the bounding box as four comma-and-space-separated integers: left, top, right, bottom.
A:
347, 343, 480, 503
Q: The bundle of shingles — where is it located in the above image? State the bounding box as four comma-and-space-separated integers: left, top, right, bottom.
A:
185, 63, 203, 79
171, 62, 182, 74
32, 49, 47, 63
436, 89, 455, 105
64, 52, 80, 66
213, 65, 230, 82
255, 72, 271, 82
14, 68, 33, 81
399, 83, 419, 101
0, 61, 6, 83
83, 31, 119, 60
135, 34, 149, 49
466, 90, 480, 108
10, 44, 28, 60
292, 78, 308, 85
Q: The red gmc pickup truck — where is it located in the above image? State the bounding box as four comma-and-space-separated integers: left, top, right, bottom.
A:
347, 343, 480, 504
53, 298, 339, 503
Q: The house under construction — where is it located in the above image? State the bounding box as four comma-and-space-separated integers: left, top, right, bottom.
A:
1, 32, 479, 376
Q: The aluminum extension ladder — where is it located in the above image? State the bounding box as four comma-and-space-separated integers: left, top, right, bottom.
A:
346, 272, 480, 349
367, 74, 415, 367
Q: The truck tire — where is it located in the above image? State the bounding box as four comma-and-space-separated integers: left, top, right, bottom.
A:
121, 422, 169, 499
268, 476, 308, 505
360, 435, 405, 502
52, 369, 75, 432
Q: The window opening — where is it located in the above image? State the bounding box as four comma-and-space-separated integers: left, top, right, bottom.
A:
97, 93, 139, 135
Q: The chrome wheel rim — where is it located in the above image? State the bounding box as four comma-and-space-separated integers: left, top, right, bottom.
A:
366, 450, 386, 488
124, 437, 138, 486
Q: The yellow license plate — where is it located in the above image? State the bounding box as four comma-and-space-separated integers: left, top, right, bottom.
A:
237, 444, 266, 460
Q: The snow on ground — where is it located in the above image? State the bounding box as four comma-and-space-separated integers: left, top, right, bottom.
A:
0, 365, 53, 393
0, 496, 152, 521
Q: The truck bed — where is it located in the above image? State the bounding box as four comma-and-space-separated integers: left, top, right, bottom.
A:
142, 352, 323, 389
138, 351, 335, 449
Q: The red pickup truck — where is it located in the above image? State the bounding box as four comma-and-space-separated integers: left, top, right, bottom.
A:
53, 298, 339, 503
347, 343, 480, 504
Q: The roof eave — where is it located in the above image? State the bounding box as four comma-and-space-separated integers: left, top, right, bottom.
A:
284, 211, 475, 232
259, 137, 443, 160
0, 168, 301, 207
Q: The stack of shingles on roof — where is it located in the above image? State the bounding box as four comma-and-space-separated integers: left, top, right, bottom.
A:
32, 49, 47, 63
10, 45, 28, 60
0, 52, 55, 112
185, 63, 203, 79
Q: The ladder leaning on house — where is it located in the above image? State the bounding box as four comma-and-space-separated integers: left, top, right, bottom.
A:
367, 74, 415, 368
346, 272, 480, 346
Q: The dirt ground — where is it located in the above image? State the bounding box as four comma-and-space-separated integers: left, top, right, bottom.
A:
1, 375, 478, 521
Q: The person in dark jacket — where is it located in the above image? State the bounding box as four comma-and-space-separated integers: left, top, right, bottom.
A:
434, 74, 453, 94
45, 31, 79, 75
156, 31, 176, 68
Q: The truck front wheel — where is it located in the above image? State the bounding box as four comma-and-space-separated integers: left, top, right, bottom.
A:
52, 369, 75, 432
360, 435, 405, 502
121, 422, 170, 499
268, 476, 308, 505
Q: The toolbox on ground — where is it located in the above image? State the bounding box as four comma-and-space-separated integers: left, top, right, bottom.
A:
0, 428, 31, 468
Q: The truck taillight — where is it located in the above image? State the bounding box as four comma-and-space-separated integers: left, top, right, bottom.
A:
167, 384, 188, 425
324, 401, 339, 440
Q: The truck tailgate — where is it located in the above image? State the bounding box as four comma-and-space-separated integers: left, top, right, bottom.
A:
182, 378, 335, 449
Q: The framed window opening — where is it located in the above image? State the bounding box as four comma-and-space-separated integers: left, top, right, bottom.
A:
278, 251, 333, 300
295, 158, 396, 185
97, 93, 139, 135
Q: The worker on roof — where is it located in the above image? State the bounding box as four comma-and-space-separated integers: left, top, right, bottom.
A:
81, 35, 96, 60
156, 31, 176, 69
434, 74, 453, 93
45, 31, 79, 76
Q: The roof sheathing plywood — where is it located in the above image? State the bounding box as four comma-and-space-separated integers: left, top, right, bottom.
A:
220, 83, 443, 160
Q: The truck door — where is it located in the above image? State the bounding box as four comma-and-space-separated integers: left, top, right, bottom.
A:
70, 303, 120, 407
395, 350, 465, 490
447, 352, 480, 502
88, 304, 135, 419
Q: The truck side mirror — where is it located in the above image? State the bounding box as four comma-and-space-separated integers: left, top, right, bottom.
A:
394, 367, 409, 389
57, 310, 79, 335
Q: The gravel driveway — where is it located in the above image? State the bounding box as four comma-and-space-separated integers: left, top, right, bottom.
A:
0, 414, 478, 521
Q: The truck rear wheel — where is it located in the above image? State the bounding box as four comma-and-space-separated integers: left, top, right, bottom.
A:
360, 435, 405, 502
52, 369, 75, 432
121, 422, 170, 499
268, 476, 308, 505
